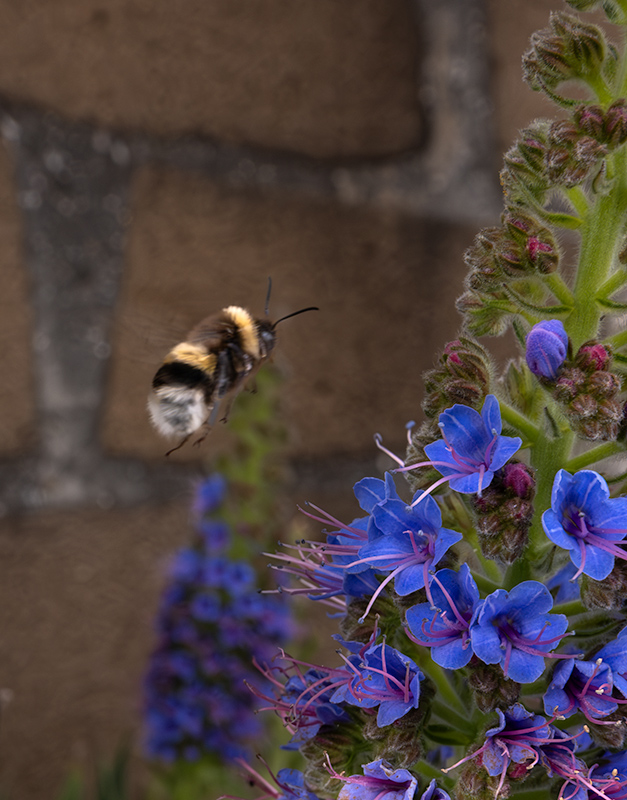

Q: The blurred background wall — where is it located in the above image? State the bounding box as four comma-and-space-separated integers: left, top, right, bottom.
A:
0, 0, 577, 796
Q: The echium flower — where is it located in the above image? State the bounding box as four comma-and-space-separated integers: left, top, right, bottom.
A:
143, 476, 295, 763
405, 565, 479, 669
543, 656, 618, 724
253, 658, 351, 748
444, 704, 552, 799
325, 758, 449, 800
346, 485, 463, 620
469, 580, 574, 682
542, 469, 627, 580
396, 394, 522, 500
229, 759, 323, 800
332, 641, 424, 727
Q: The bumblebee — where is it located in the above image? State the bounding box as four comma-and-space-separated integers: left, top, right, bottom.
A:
148, 300, 318, 456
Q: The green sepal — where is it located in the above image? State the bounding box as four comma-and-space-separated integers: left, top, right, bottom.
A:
502, 283, 572, 317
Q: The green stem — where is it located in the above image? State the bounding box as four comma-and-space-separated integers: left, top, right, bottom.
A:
423, 660, 466, 715
565, 441, 625, 471
569, 147, 627, 350
544, 272, 574, 307
595, 267, 627, 302
563, 185, 589, 217
553, 598, 586, 616
606, 327, 627, 349
498, 399, 540, 443
431, 701, 474, 737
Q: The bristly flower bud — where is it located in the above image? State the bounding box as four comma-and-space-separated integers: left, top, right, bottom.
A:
582, 560, 627, 610
421, 339, 491, 422
574, 103, 605, 139
523, 12, 608, 98
525, 319, 568, 381
552, 340, 622, 440
472, 463, 535, 564
604, 99, 627, 147
575, 340, 612, 372
453, 761, 510, 800
466, 661, 520, 714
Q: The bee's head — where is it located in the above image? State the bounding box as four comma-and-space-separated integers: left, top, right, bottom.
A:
256, 319, 277, 358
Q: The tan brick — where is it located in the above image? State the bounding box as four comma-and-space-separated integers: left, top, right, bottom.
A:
0, 502, 190, 800
0, 0, 420, 158
0, 144, 35, 455
102, 167, 474, 463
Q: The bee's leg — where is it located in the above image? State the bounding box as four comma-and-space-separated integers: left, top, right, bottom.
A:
219, 393, 237, 423
246, 378, 258, 395
165, 433, 192, 457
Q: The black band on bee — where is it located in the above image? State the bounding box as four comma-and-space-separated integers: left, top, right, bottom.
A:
152, 361, 213, 392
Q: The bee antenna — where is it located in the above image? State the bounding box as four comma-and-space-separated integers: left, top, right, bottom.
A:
264, 277, 273, 318
272, 307, 319, 328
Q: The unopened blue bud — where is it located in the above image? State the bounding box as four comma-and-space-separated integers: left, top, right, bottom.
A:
525, 319, 568, 380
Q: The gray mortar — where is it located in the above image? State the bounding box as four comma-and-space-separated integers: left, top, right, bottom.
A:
0, 0, 497, 514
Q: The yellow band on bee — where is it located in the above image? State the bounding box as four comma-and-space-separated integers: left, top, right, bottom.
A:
224, 305, 260, 359
165, 343, 217, 373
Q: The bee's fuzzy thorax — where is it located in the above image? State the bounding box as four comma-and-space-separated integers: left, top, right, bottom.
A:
223, 305, 260, 359
165, 343, 217, 374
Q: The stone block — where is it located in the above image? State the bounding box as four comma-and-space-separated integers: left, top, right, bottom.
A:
0, 0, 420, 158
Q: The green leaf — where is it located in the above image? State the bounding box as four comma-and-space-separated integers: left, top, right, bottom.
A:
596, 296, 627, 310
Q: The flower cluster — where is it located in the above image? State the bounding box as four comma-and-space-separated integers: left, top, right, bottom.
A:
225, 4, 627, 800
143, 475, 295, 763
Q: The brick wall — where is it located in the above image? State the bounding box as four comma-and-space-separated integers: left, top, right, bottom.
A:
0, 1, 567, 796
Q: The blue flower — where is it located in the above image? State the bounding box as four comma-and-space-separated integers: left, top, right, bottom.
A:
542, 469, 627, 580
334, 643, 423, 727
143, 474, 294, 763
405, 565, 479, 669
525, 319, 568, 380
595, 626, 627, 698
544, 656, 616, 722
327, 759, 418, 800
419, 780, 451, 800
469, 580, 571, 682
349, 487, 463, 620
401, 395, 522, 496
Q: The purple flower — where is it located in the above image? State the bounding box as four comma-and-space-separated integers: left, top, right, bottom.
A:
595, 626, 627, 698
444, 704, 551, 798
419, 780, 450, 800
469, 580, 572, 682
405, 565, 479, 669
348, 487, 463, 620
543, 657, 617, 722
542, 469, 627, 580
400, 395, 521, 496
235, 761, 322, 800
525, 319, 568, 380
333, 643, 423, 726
327, 759, 418, 800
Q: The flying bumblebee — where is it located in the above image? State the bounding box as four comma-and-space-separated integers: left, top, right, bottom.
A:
148, 290, 318, 456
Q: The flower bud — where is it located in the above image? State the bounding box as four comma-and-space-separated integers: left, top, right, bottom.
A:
523, 12, 608, 95
574, 103, 605, 139
604, 99, 627, 147
575, 340, 612, 372
453, 762, 510, 800
582, 560, 627, 611
587, 370, 621, 397
502, 462, 536, 500
525, 319, 568, 380
526, 235, 558, 273
467, 660, 520, 713
554, 366, 586, 401
472, 463, 535, 564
